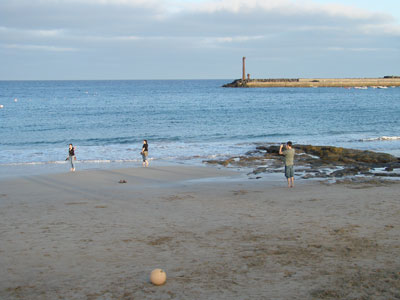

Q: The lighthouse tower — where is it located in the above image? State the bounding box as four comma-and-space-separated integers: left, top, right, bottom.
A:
242, 57, 246, 83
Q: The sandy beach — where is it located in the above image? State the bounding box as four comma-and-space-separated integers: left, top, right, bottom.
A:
1, 165, 399, 299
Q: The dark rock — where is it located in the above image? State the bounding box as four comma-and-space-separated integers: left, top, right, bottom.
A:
330, 170, 344, 177
302, 174, 314, 179
294, 145, 397, 164
330, 167, 364, 177
222, 79, 248, 88
263, 145, 281, 154
373, 173, 400, 177
361, 171, 373, 176
255, 145, 269, 151
252, 167, 268, 175
245, 150, 258, 156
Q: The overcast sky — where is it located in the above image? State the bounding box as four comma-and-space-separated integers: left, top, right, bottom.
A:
0, 0, 399, 80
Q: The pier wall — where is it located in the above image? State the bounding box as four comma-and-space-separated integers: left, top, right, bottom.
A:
223, 78, 400, 88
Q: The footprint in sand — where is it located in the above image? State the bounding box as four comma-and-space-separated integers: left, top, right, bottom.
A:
147, 236, 173, 246
163, 194, 195, 201
233, 190, 248, 196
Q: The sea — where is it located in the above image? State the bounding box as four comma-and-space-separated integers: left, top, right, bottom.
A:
1, 80, 399, 178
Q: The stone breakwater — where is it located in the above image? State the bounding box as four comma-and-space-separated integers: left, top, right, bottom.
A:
223, 77, 400, 88
204, 144, 400, 180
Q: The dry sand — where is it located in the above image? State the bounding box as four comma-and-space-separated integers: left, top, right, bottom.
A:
0, 166, 399, 299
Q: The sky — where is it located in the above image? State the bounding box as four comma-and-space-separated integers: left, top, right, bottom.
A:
0, 0, 399, 80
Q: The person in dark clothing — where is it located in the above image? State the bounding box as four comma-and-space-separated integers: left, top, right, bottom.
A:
141, 140, 149, 167
66, 144, 76, 172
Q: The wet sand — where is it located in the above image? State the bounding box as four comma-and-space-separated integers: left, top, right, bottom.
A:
0, 166, 399, 299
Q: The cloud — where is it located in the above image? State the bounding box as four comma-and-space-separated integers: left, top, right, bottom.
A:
32, 29, 64, 37
0, 27, 64, 37
17, 0, 163, 8
1, 0, 398, 39
185, 0, 390, 21
0, 0, 399, 79
210, 36, 265, 43
198, 35, 266, 49
326, 47, 383, 52
360, 23, 400, 35
4, 44, 77, 52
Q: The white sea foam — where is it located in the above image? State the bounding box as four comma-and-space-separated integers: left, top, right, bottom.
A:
3, 160, 67, 166
359, 136, 400, 142
0, 159, 143, 167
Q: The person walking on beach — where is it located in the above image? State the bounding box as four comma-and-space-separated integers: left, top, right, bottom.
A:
141, 140, 149, 167
279, 141, 295, 188
66, 144, 76, 172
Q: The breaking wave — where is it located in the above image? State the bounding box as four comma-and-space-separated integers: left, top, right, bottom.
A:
359, 136, 400, 142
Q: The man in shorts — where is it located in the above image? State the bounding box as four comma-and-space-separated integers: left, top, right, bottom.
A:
279, 141, 295, 188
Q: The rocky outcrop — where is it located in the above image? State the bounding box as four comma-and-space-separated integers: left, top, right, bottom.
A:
222, 79, 246, 88
294, 145, 397, 164
222, 78, 300, 88
204, 144, 400, 180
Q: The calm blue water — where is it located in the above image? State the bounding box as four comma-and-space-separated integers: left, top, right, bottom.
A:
1, 80, 399, 175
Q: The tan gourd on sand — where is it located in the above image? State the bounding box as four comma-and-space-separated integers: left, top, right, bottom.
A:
150, 269, 167, 285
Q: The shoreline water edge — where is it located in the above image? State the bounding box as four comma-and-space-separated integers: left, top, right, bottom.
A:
1, 142, 399, 184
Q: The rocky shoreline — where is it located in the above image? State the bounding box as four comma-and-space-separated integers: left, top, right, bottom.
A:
204, 144, 400, 181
